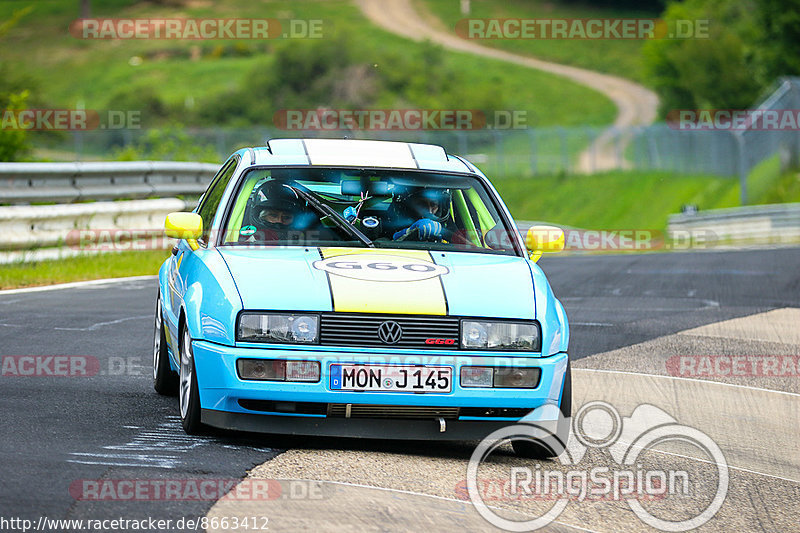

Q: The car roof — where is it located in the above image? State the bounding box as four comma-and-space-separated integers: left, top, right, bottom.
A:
235, 138, 477, 174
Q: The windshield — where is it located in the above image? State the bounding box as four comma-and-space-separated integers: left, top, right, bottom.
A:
220, 167, 519, 255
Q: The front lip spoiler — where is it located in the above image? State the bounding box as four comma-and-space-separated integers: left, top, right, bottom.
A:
202, 409, 529, 441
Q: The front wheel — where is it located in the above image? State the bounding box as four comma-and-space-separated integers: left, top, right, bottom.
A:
153, 294, 178, 395
179, 324, 204, 434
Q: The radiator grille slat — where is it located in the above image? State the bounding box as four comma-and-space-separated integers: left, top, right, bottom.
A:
320, 313, 460, 349
328, 404, 460, 419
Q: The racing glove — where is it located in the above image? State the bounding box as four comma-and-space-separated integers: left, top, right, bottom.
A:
393, 219, 442, 241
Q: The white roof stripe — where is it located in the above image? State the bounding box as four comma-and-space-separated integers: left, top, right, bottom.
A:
302, 139, 418, 168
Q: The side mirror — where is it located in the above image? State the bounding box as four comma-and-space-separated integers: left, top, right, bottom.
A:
525, 225, 564, 262
165, 212, 203, 251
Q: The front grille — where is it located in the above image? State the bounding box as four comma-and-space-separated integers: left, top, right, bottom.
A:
320, 313, 460, 349
238, 400, 534, 420
328, 404, 460, 419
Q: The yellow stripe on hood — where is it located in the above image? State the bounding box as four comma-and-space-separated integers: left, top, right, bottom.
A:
317, 248, 448, 315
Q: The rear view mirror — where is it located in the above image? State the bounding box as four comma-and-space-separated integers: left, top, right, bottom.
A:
525, 225, 565, 262
340, 180, 390, 196
165, 212, 203, 250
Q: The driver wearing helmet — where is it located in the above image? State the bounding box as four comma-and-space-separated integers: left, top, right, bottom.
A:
240, 180, 307, 243
386, 187, 452, 242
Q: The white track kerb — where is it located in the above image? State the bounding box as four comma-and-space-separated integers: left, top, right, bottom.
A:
467, 401, 729, 532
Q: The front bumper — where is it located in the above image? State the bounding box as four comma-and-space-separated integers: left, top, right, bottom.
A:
203, 409, 540, 440
192, 340, 569, 440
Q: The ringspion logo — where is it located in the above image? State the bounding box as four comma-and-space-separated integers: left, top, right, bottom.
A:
467, 402, 728, 531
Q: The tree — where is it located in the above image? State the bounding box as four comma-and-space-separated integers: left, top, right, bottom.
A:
0, 6, 35, 161
643, 0, 762, 115
754, 0, 800, 81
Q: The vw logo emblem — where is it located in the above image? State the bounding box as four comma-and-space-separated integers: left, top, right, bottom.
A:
377, 321, 403, 344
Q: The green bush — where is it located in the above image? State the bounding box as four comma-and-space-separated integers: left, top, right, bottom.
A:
113, 125, 218, 162
107, 84, 171, 124
196, 32, 507, 128
0, 90, 31, 161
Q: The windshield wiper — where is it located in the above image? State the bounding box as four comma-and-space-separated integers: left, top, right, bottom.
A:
287, 185, 374, 248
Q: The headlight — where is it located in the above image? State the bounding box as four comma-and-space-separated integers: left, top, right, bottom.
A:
238, 313, 320, 344
461, 320, 540, 351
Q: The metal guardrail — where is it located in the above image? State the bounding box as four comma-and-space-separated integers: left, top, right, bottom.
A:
0, 161, 218, 204
668, 203, 800, 243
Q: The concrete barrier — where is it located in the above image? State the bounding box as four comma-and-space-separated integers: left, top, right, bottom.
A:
0, 198, 193, 264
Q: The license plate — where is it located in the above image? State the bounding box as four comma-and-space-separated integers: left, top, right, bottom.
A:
330, 364, 452, 393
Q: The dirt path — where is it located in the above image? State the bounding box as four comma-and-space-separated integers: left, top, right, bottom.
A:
355, 0, 659, 172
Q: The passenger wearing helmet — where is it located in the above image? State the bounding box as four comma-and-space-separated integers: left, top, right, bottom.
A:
386, 187, 452, 242
240, 180, 308, 243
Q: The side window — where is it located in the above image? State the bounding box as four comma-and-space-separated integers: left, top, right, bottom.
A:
196, 157, 238, 245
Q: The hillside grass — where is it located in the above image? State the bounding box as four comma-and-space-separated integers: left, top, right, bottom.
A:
0, 0, 616, 129
419, 0, 653, 83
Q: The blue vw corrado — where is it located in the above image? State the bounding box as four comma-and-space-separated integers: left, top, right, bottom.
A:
153, 138, 570, 456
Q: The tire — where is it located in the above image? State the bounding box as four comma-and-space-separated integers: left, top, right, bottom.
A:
153, 293, 178, 395
178, 323, 204, 434
512, 360, 572, 459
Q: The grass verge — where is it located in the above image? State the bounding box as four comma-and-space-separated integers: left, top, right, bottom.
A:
498, 162, 800, 230
0, 250, 168, 290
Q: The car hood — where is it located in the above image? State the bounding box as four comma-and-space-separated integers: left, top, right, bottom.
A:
217, 247, 537, 319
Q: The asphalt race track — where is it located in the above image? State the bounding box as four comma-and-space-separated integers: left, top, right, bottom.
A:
1, 247, 798, 532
